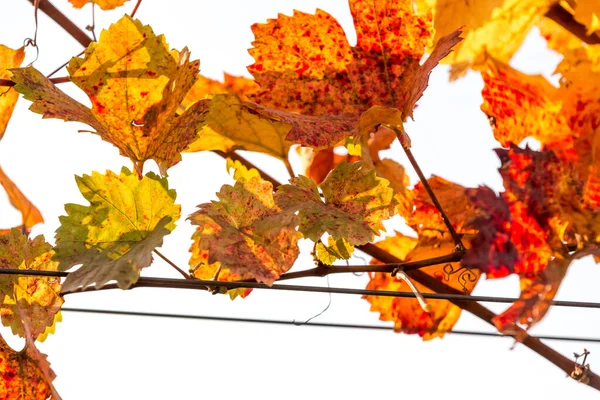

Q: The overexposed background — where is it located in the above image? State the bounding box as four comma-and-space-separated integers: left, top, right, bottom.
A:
1, 0, 599, 398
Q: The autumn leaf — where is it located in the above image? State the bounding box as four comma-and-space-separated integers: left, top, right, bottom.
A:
0, 330, 60, 400
572, 0, 600, 35
493, 257, 570, 333
0, 229, 63, 338
187, 94, 292, 159
54, 168, 180, 290
365, 233, 479, 340
69, 0, 129, 10
422, 0, 553, 79
275, 161, 396, 245
0, 166, 44, 231
315, 236, 354, 265
189, 175, 300, 285
247, 0, 462, 147
407, 176, 477, 237
0, 45, 25, 140
188, 235, 251, 300
11, 16, 207, 175
182, 73, 258, 108
299, 147, 360, 185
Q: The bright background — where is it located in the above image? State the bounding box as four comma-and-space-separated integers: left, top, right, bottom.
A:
1, 1, 599, 399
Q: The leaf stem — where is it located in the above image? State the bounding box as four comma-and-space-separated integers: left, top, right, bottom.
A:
383, 124, 465, 253
283, 158, 295, 179
130, 0, 143, 17
153, 249, 190, 279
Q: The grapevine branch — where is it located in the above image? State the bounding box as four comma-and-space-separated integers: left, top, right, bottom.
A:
10, 0, 600, 391
211, 150, 600, 390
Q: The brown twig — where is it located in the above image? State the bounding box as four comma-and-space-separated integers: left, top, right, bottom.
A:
26, 0, 93, 47
211, 150, 600, 391
0, 76, 69, 87
153, 249, 190, 279
130, 0, 143, 18
545, 3, 600, 45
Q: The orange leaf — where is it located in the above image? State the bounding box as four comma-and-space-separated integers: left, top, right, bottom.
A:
0, 166, 43, 231
69, 0, 129, 10
365, 233, 479, 340
0, 45, 25, 140
493, 257, 570, 333
248, 1, 461, 146
0, 332, 59, 400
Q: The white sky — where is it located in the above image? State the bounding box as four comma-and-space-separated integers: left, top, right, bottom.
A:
1, 0, 600, 399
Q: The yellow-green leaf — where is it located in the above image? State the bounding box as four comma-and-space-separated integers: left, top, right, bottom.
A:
276, 161, 396, 245
54, 168, 180, 289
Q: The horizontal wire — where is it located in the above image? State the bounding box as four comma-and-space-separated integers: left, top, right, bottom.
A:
3, 268, 600, 308
61, 306, 600, 343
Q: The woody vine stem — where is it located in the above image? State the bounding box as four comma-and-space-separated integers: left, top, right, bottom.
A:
4, 0, 600, 392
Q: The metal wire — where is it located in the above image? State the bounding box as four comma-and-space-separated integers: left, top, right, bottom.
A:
60, 307, 600, 343
3, 268, 600, 309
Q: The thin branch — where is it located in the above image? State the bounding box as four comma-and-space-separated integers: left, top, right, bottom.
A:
130, 0, 143, 18
545, 3, 600, 45
0, 76, 69, 87
26, 0, 93, 47
213, 150, 281, 188
283, 158, 295, 179
153, 249, 190, 279
46, 50, 84, 78
211, 149, 600, 390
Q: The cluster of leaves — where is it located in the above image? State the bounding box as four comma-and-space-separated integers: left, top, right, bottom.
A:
0, 0, 599, 396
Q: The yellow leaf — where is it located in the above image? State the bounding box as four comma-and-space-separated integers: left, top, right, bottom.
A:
0, 166, 43, 231
12, 16, 208, 175
0, 45, 24, 140
69, 0, 129, 10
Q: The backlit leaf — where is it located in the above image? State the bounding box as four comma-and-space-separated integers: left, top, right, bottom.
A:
315, 236, 354, 265
248, 0, 461, 146
423, 0, 553, 79
573, 0, 600, 35
0, 166, 44, 231
493, 257, 570, 332
11, 16, 207, 174
365, 233, 479, 340
189, 175, 300, 285
0, 331, 59, 400
188, 94, 292, 159
0, 45, 24, 140
275, 161, 396, 245
54, 168, 180, 289
69, 0, 129, 10
0, 230, 63, 338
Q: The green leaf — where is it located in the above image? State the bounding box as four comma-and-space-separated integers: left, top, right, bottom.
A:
189, 175, 300, 285
60, 218, 171, 291
276, 161, 396, 245
54, 167, 180, 289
